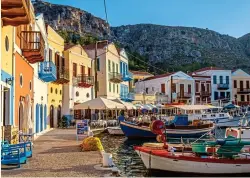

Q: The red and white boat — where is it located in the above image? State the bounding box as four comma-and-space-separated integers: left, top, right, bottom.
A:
134, 146, 250, 175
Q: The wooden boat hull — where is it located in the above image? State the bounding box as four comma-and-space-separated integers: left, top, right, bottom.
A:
120, 121, 214, 139
107, 127, 124, 135
120, 121, 156, 139
135, 146, 250, 174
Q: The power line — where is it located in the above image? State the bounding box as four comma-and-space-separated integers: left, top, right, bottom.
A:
103, 0, 109, 24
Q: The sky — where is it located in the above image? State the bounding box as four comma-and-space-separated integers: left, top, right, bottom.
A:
46, 0, 250, 38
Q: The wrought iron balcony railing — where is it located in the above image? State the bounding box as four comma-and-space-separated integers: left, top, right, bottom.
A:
177, 92, 192, 99
38, 61, 57, 82
109, 72, 122, 83
54, 67, 69, 84
217, 83, 229, 90
74, 75, 94, 88
237, 88, 250, 94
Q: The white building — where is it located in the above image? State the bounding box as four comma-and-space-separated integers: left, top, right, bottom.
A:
32, 14, 50, 135
232, 69, 250, 106
191, 67, 232, 105
135, 71, 195, 104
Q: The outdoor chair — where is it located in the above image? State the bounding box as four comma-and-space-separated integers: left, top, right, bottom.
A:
1, 147, 22, 169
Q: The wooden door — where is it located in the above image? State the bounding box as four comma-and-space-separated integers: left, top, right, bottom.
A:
180, 84, 184, 97
161, 84, 165, 93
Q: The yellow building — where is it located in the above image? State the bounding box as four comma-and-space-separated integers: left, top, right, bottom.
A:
62, 44, 93, 120
46, 25, 67, 128
1, 25, 15, 133
83, 42, 121, 99
129, 70, 153, 92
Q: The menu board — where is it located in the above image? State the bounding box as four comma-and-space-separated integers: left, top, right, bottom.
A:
76, 120, 88, 141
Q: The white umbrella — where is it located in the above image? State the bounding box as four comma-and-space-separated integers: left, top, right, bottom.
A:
112, 99, 136, 110
135, 103, 143, 109
73, 97, 125, 110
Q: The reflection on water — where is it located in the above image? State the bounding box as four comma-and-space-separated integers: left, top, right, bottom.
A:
97, 128, 226, 177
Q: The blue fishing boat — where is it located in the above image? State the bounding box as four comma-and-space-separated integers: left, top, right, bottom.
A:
120, 115, 214, 139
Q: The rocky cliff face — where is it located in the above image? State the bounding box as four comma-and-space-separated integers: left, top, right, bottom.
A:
33, 1, 250, 72
33, 0, 109, 38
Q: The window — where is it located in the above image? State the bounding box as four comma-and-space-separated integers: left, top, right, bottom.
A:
86, 93, 90, 98
61, 56, 65, 68
81, 65, 85, 75
220, 92, 225, 98
226, 76, 229, 84
88, 68, 91, 76
73, 63, 77, 77
55, 89, 58, 94
195, 82, 199, 92
234, 80, 237, 88
5, 36, 9, 51
76, 91, 79, 97
112, 62, 115, 72
219, 76, 223, 84
60, 90, 62, 95
49, 49, 52, 62
247, 95, 250, 102
97, 58, 100, 71
226, 92, 230, 99
120, 61, 123, 74
50, 87, 53, 93
146, 88, 149, 94
213, 75, 217, 84
113, 83, 115, 92
161, 84, 165, 93
117, 85, 119, 93
29, 81, 32, 91
188, 84, 191, 93
20, 74, 23, 87
116, 64, 118, 73
109, 82, 111, 92
55, 53, 59, 67
214, 91, 218, 100
108, 60, 111, 72
241, 95, 245, 102
206, 83, 210, 92
172, 83, 176, 93
247, 81, 250, 89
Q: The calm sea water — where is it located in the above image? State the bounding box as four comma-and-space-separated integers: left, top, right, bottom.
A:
97, 129, 227, 177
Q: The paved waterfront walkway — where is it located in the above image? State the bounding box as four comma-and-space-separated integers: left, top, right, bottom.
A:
2, 128, 109, 177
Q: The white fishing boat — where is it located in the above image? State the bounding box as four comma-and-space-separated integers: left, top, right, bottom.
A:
135, 146, 250, 175
107, 127, 124, 135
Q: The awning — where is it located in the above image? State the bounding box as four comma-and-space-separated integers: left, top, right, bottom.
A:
224, 104, 240, 109
112, 99, 136, 110
170, 104, 221, 111
73, 97, 125, 110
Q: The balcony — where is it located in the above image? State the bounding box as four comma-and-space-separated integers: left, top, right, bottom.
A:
237, 88, 250, 94
38, 61, 57, 82
74, 75, 94, 88
122, 71, 133, 82
217, 83, 229, 90
109, 72, 122, 83
201, 91, 211, 97
1, 0, 32, 26
20, 31, 45, 64
177, 92, 192, 99
54, 67, 70, 84
120, 92, 135, 102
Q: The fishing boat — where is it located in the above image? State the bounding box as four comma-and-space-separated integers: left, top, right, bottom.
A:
107, 127, 124, 135
135, 136, 250, 175
120, 114, 214, 139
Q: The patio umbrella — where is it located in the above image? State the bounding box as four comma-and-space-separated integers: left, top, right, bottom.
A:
73, 97, 125, 110
223, 104, 240, 110
135, 103, 144, 109
112, 99, 136, 110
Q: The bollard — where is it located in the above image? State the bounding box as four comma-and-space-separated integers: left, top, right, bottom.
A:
102, 152, 112, 167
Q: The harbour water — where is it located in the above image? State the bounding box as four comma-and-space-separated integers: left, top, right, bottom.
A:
97, 128, 227, 177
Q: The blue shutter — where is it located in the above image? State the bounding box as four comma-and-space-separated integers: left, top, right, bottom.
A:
40, 105, 43, 131
44, 105, 47, 130
213, 76, 217, 84
36, 104, 39, 133
120, 61, 122, 74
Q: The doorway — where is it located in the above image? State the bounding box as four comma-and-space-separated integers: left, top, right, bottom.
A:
240, 81, 243, 91
3, 87, 10, 126
19, 102, 24, 131
50, 105, 54, 128
180, 84, 184, 97
57, 105, 61, 124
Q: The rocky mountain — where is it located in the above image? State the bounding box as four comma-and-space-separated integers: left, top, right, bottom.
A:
33, 0, 250, 72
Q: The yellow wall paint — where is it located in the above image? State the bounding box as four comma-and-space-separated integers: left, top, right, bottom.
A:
47, 25, 64, 127
1, 26, 14, 75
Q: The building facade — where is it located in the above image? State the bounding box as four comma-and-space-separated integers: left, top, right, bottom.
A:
135, 71, 195, 104
191, 67, 232, 105
191, 75, 211, 104
119, 48, 133, 102
129, 70, 153, 92
232, 69, 250, 106
47, 25, 68, 128
62, 44, 93, 120
84, 42, 122, 99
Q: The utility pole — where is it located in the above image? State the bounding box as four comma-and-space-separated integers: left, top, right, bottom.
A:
170, 75, 173, 103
